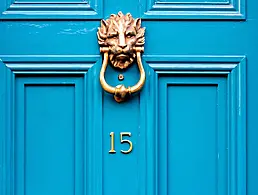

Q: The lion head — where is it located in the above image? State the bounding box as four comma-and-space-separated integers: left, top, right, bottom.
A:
97, 11, 145, 69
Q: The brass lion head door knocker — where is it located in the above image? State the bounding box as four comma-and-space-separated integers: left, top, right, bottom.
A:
97, 11, 146, 102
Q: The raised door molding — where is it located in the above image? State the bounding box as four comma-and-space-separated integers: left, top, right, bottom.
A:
0, 0, 103, 19
142, 0, 246, 20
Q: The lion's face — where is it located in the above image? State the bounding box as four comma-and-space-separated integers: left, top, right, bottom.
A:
97, 12, 145, 69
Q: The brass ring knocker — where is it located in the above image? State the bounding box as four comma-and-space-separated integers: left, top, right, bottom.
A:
99, 47, 145, 102
97, 11, 146, 102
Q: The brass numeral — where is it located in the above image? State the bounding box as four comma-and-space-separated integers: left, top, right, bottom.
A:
120, 132, 133, 154
109, 132, 133, 154
109, 132, 116, 153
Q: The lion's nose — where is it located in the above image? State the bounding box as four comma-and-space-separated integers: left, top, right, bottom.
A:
118, 44, 127, 49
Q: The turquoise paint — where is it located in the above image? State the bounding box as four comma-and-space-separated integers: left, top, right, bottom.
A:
144, 56, 246, 195
0, 0, 257, 195
16, 77, 84, 195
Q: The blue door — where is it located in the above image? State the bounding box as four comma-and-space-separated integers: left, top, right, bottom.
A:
0, 0, 257, 195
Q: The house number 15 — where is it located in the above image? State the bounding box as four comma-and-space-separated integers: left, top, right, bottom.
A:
109, 132, 133, 154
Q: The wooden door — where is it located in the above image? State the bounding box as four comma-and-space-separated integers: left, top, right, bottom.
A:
1, 0, 257, 195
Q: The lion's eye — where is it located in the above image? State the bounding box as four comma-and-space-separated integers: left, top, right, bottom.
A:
126, 32, 135, 38
107, 32, 118, 38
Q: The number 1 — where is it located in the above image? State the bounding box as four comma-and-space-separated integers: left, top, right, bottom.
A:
109, 132, 116, 153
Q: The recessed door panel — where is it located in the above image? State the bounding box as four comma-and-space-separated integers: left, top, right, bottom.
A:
15, 76, 84, 195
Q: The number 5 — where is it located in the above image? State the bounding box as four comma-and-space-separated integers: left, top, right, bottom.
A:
120, 132, 133, 154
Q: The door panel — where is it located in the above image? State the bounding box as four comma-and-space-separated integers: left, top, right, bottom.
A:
144, 56, 246, 195
161, 81, 224, 195
15, 76, 84, 195
1, 0, 257, 195
0, 58, 100, 195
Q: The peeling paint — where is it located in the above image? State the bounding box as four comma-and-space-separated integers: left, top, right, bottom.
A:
58, 27, 96, 35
